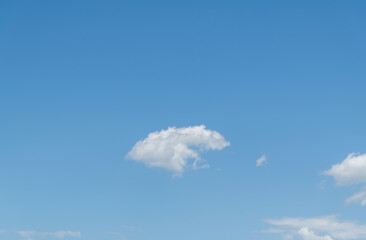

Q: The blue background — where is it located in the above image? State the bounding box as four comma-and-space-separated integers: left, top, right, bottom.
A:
0, 1, 366, 239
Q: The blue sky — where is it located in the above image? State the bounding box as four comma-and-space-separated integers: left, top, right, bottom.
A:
1, 1, 366, 240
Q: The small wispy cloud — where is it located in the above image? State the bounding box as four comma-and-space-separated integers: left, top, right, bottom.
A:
126, 125, 230, 176
106, 231, 127, 240
345, 186, 366, 206
256, 154, 267, 167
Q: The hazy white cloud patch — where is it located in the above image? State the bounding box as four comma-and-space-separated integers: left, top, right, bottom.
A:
324, 153, 366, 186
345, 186, 366, 206
16, 230, 81, 239
256, 154, 267, 167
299, 227, 333, 240
264, 215, 366, 240
17, 230, 36, 238
126, 125, 230, 176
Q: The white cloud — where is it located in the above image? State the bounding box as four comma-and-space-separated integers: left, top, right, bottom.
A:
126, 125, 230, 176
299, 227, 333, 240
345, 186, 366, 206
324, 153, 366, 205
256, 154, 267, 167
17, 231, 36, 238
324, 153, 366, 186
265, 215, 366, 240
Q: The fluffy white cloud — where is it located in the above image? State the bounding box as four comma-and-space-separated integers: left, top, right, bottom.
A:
126, 125, 230, 176
265, 215, 366, 240
324, 153, 366, 186
324, 153, 366, 205
345, 186, 366, 206
256, 154, 267, 167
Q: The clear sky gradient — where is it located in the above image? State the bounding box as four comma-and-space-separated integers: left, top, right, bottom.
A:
1, 1, 366, 240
